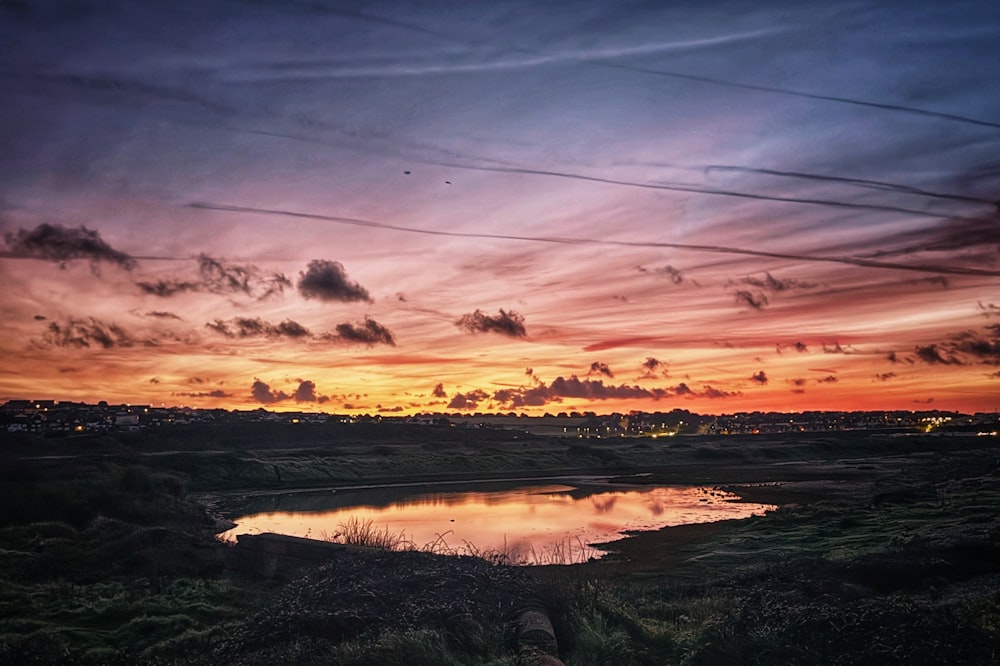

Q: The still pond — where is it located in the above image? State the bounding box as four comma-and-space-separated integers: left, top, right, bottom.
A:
218, 478, 774, 564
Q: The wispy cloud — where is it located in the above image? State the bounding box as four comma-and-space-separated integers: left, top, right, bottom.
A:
191, 203, 1000, 277
593, 59, 1000, 130
704, 164, 996, 207
254, 4, 1000, 130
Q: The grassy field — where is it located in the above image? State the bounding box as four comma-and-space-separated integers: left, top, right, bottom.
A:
2, 423, 998, 663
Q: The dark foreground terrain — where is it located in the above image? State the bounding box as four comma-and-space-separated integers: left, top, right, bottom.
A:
1, 423, 999, 664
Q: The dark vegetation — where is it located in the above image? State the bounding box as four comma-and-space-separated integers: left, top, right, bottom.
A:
1, 423, 999, 663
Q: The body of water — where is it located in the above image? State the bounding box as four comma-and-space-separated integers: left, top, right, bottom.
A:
218, 479, 774, 564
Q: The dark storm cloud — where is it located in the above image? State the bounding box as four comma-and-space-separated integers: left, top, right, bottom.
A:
251, 379, 290, 404
734, 290, 768, 310
951, 325, 1000, 364
294, 379, 329, 403
197, 254, 291, 300
587, 361, 614, 378
431, 382, 447, 398
979, 302, 1000, 318
136, 255, 290, 300
492, 386, 549, 408
325, 316, 396, 346
3, 223, 136, 271
206, 317, 311, 339
639, 356, 667, 378
778, 341, 809, 353
40, 317, 134, 349
448, 389, 488, 410
549, 376, 665, 400
496, 378, 644, 407
491, 375, 740, 408
195, 203, 1000, 278
914, 325, 1000, 366
637, 264, 684, 284
750, 370, 768, 384
736, 272, 817, 293
176, 389, 232, 399
455, 308, 526, 338
672, 382, 694, 396
729, 273, 816, 314
509, 376, 666, 405
701, 385, 740, 399
914, 344, 963, 365
297, 259, 372, 303
658, 265, 684, 284
136, 279, 201, 297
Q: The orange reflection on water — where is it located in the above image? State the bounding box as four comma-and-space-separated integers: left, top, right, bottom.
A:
218, 484, 774, 564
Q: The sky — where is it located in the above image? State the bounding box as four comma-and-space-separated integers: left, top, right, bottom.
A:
2, 0, 999, 415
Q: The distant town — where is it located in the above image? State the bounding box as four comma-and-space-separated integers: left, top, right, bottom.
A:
2, 398, 997, 438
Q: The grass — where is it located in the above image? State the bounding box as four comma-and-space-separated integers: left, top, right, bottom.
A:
324, 518, 598, 565
3, 427, 1000, 664
325, 516, 416, 551
0, 575, 260, 663
323, 629, 520, 666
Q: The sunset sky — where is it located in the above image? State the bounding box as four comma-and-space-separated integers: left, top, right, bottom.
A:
2, 0, 999, 415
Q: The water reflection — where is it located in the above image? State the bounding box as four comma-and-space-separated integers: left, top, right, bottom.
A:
218, 482, 773, 564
